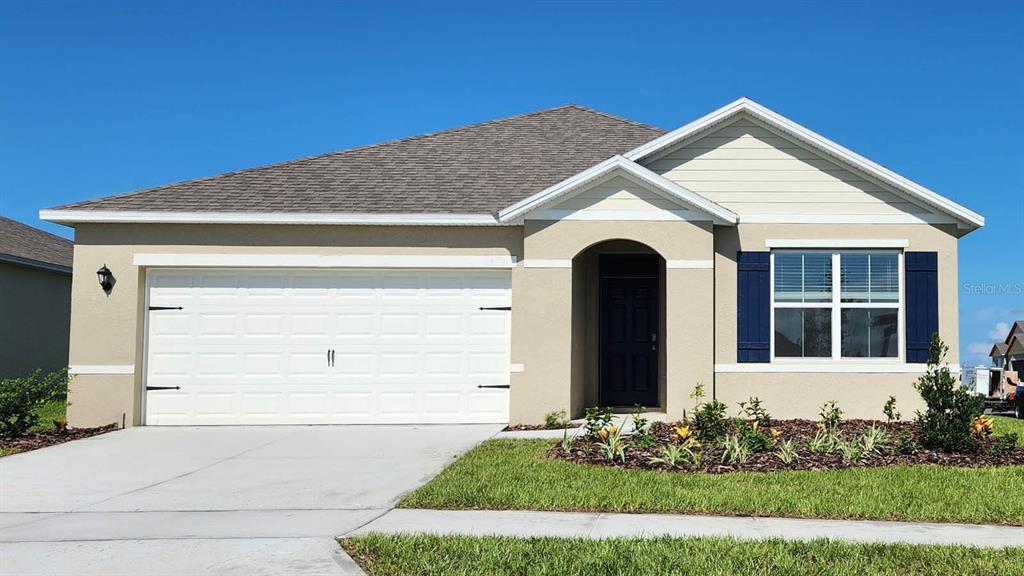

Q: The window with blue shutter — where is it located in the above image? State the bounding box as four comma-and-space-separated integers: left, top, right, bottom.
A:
905, 252, 938, 363
737, 251, 770, 362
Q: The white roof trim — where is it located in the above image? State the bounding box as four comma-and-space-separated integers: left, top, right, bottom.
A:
497, 155, 738, 225
623, 97, 984, 230
40, 210, 506, 226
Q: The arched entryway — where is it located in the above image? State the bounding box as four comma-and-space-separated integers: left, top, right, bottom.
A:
571, 239, 666, 415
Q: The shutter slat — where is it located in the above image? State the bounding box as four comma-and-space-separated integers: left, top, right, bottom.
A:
737, 251, 770, 363
904, 252, 938, 363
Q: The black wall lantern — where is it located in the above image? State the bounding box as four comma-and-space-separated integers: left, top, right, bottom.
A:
97, 264, 115, 294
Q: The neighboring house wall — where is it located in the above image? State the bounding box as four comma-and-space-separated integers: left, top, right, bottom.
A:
66, 223, 524, 427
712, 222, 959, 419
0, 261, 71, 379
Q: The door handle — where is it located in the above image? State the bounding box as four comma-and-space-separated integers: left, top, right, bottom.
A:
651, 332, 657, 351
327, 349, 335, 367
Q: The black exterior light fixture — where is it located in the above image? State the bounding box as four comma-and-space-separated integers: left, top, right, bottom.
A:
97, 264, 115, 294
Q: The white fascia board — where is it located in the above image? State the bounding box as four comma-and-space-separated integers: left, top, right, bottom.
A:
133, 253, 517, 269
742, 213, 955, 225
765, 239, 910, 249
623, 97, 984, 231
39, 210, 505, 226
497, 155, 738, 225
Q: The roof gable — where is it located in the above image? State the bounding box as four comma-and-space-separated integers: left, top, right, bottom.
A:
497, 156, 738, 224
0, 216, 73, 272
626, 98, 984, 232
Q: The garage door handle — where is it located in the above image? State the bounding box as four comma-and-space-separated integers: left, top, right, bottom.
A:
146, 386, 181, 391
327, 349, 335, 367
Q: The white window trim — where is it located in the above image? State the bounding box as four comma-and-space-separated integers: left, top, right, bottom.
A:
770, 249, 904, 363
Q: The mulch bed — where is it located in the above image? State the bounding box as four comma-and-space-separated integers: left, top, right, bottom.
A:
0, 424, 118, 456
550, 419, 1024, 474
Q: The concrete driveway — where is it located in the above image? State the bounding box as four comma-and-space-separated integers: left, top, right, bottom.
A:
0, 424, 500, 575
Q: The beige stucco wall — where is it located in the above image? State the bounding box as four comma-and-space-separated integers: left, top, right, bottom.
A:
509, 219, 715, 424
67, 223, 523, 427
0, 262, 71, 379
711, 222, 960, 420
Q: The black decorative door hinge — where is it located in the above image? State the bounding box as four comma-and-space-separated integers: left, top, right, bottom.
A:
148, 306, 183, 311
477, 384, 511, 389
478, 306, 511, 311
146, 385, 181, 391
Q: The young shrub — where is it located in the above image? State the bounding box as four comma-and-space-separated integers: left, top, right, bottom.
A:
913, 335, 984, 452
649, 443, 701, 468
584, 406, 614, 439
629, 404, 656, 449
543, 410, 570, 430
737, 421, 773, 453
835, 438, 865, 462
819, 400, 843, 433
775, 439, 799, 464
719, 434, 752, 465
596, 424, 627, 462
895, 432, 920, 455
986, 434, 1018, 458
693, 399, 728, 442
0, 369, 70, 438
807, 429, 839, 454
560, 427, 578, 454
883, 396, 901, 422
738, 396, 772, 425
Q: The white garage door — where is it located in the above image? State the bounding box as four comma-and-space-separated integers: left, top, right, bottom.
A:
144, 268, 511, 425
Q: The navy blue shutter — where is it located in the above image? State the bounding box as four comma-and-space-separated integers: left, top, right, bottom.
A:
737, 252, 770, 362
905, 252, 938, 363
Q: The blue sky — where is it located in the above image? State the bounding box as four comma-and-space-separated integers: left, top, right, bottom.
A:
1, 0, 1021, 364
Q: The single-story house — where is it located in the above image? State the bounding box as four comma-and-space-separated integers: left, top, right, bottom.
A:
0, 216, 73, 379
41, 98, 983, 427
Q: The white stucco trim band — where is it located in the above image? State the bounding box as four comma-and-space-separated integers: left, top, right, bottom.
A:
69, 365, 136, 375
666, 259, 714, 269
765, 239, 910, 249
132, 254, 517, 269
715, 363, 960, 374
522, 259, 573, 268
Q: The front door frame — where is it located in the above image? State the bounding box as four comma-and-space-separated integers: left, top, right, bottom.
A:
597, 254, 661, 408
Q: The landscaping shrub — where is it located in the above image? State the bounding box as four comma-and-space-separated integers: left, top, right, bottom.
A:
883, 395, 901, 422
543, 410, 570, 430
738, 396, 771, 425
986, 434, 1018, 458
913, 335, 984, 452
819, 400, 843, 433
584, 406, 614, 439
0, 369, 69, 438
629, 404, 656, 449
693, 399, 728, 442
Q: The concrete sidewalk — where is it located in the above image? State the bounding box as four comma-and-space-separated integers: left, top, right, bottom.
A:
349, 509, 1024, 548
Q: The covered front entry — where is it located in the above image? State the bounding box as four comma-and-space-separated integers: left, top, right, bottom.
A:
571, 240, 666, 412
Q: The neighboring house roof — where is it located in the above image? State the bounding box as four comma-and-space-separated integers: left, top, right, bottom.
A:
43, 105, 663, 218
1006, 320, 1024, 344
497, 155, 739, 224
624, 98, 985, 231
39, 98, 984, 232
991, 343, 1009, 358
0, 216, 73, 273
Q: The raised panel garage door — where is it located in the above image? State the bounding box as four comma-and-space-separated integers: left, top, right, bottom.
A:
144, 268, 511, 425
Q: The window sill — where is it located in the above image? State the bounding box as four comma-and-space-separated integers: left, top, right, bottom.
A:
714, 363, 960, 374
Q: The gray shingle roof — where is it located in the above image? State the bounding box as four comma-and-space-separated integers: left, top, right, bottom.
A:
0, 216, 73, 271
53, 105, 664, 215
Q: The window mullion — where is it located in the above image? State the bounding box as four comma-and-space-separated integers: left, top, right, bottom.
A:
832, 252, 841, 359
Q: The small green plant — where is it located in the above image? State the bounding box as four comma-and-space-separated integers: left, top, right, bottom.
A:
595, 424, 627, 462
693, 399, 728, 442
775, 439, 799, 464
835, 438, 865, 462
560, 427, 577, 453
737, 421, 774, 453
719, 434, 752, 465
883, 396, 901, 422
0, 368, 70, 438
738, 396, 771, 425
584, 406, 614, 439
629, 404, 656, 448
544, 410, 570, 430
648, 443, 701, 467
819, 400, 843, 433
986, 434, 1018, 458
895, 432, 919, 455
807, 428, 840, 454
914, 335, 984, 452
688, 382, 706, 415
859, 425, 889, 454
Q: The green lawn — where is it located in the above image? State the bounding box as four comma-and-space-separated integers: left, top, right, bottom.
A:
994, 415, 1024, 440
399, 439, 1024, 525
342, 534, 1024, 576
